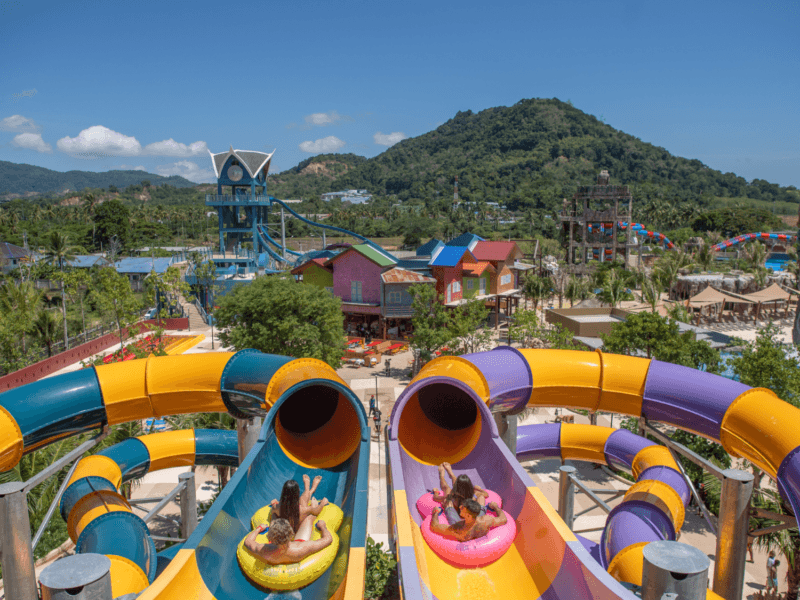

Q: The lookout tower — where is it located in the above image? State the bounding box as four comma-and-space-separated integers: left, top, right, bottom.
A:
560, 170, 634, 269
207, 146, 275, 260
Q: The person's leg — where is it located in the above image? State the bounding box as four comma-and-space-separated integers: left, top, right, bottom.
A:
437, 464, 452, 496
295, 514, 315, 541
444, 506, 462, 526
301, 474, 322, 506
443, 461, 456, 484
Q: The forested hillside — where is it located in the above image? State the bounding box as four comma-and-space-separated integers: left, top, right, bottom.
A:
268, 98, 799, 211
0, 161, 195, 197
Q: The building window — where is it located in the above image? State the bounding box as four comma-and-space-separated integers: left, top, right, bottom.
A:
500, 274, 512, 285
387, 291, 401, 304
453, 281, 461, 293
466, 279, 474, 290
351, 281, 363, 302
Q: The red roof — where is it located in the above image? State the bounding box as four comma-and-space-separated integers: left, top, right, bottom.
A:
472, 241, 523, 262
290, 257, 331, 275
463, 261, 494, 276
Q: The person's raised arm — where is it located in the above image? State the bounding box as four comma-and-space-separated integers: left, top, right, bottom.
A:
244, 525, 268, 557
295, 521, 333, 560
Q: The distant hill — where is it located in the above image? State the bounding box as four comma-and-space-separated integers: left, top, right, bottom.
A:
267, 98, 799, 210
0, 160, 196, 198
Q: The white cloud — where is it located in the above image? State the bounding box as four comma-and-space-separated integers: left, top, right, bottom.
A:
116, 164, 147, 171
155, 160, 215, 183
57, 125, 142, 158
299, 136, 346, 153
57, 126, 209, 159
11, 132, 52, 153
304, 111, 345, 127
1, 115, 40, 132
143, 139, 208, 157
374, 131, 408, 147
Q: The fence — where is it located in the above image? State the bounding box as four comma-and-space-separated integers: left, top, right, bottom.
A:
0, 318, 189, 392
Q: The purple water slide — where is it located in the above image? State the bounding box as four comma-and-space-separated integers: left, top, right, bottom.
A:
516, 422, 561, 461
603, 429, 653, 471
778, 446, 800, 523
642, 360, 749, 440
462, 346, 532, 414
600, 501, 676, 568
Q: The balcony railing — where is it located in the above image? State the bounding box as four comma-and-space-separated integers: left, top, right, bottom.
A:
206, 194, 271, 204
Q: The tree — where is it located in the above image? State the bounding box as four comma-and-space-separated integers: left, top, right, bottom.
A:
192, 260, 222, 348
565, 276, 591, 307
44, 231, 78, 350
597, 270, 633, 308
91, 269, 142, 348
447, 299, 492, 355
0, 280, 42, 354
639, 278, 663, 313
509, 308, 541, 348
93, 199, 131, 250
33, 310, 62, 357
601, 312, 721, 373
62, 270, 92, 342
407, 283, 453, 364
146, 265, 190, 324
215, 275, 345, 367
522, 274, 551, 312
693, 243, 715, 273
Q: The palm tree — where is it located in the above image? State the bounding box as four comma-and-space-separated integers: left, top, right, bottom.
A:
83, 193, 98, 246
0, 281, 42, 353
33, 310, 62, 357
743, 242, 768, 274
565, 276, 591, 307
694, 243, 715, 273
522, 274, 552, 313
44, 231, 77, 350
639, 278, 663, 313
598, 271, 632, 308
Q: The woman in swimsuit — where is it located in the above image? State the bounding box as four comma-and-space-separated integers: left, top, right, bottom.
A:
433, 462, 490, 525
270, 475, 329, 541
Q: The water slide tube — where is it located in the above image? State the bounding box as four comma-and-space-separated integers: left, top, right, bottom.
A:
712, 232, 796, 252
255, 225, 294, 266
0, 350, 370, 600
257, 223, 304, 258
387, 347, 800, 600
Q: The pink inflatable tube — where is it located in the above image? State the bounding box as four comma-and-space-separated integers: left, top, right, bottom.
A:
415, 490, 503, 518
420, 510, 516, 567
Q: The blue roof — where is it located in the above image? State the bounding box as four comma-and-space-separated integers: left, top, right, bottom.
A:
446, 232, 484, 248
66, 255, 111, 268
416, 238, 444, 257
397, 258, 432, 271
114, 257, 174, 274
429, 247, 475, 267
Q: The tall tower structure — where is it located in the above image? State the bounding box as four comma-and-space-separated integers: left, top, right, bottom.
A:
206, 146, 275, 261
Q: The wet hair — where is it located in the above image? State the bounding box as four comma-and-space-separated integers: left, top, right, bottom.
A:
268, 518, 294, 546
448, 474, 475, 510
461, 498, 481, 518
278, 480, 301, 533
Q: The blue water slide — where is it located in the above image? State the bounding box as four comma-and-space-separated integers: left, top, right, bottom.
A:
258, 224, 303, 257
255, 226, 293, 266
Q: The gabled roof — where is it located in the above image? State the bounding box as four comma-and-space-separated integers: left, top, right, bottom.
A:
326, 244, 397, 268
416, 238, 444, 257
0, 242, 30, 260
291, 257, 332, 275
66, 255, 111, 268
381, 268, 436, 284
396, 258, 431, 271
429, 247, 477, 267
472, 241, 524, 262
114, 257, 174, 274
445, 232, 484, 248
208, 146, 275, 179
463, 261, 495, 276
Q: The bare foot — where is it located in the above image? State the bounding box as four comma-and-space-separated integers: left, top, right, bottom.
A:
303, 474, 311, 489
313, 475, 322, 486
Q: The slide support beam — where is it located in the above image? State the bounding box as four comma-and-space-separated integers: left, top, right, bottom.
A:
558, 465, 576, 529
179, 472, 198, 540
642, 540, 709, 600
493, 412, 517, 454
237, 416, 262, 464
0, 481, 37, 600
712, 469, 754, 600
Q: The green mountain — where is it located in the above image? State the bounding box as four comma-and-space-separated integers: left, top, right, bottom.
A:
268, 98, 799, 211
0, 160, 195, 197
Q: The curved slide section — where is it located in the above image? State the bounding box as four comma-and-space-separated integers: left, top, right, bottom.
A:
388, 347, 800, 599
256, 225, 294, 266
586, 222, 675, 250
257, 223, 303, 257
0, 351, 370, 600
712, 231, 796, 252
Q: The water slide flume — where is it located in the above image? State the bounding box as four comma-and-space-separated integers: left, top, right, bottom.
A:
0, 351, 370, 600
387, 348, 800, 600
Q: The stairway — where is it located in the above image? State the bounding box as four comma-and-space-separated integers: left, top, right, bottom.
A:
184, 302, 207, 330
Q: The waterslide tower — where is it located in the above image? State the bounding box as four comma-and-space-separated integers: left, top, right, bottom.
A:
207, 146, 275, 266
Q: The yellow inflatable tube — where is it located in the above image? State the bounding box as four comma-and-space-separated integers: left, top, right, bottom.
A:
237, 503, 344, 590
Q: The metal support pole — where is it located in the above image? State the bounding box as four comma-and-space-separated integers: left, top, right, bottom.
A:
179, 472, 198, 540
322, 230, 327, 249
638, 416, 647, 437
280, 207, 286, 259
642, 540, 709, 600
237, 417, 262, 464
493, 412, 517, 455
712, 469, 754, 600
589, 411, 598, 426
0, 481, 38, 600
558, 465, 576, 529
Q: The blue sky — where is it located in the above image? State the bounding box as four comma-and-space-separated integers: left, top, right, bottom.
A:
1, 0, 797, 187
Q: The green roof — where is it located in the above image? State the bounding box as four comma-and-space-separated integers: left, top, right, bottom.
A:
352, 244, 397, 267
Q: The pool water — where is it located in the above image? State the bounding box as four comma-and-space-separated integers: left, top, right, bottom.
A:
718, 351, 741, 381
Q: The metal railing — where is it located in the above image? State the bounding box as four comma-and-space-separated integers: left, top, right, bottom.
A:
205, 194, 271, 204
